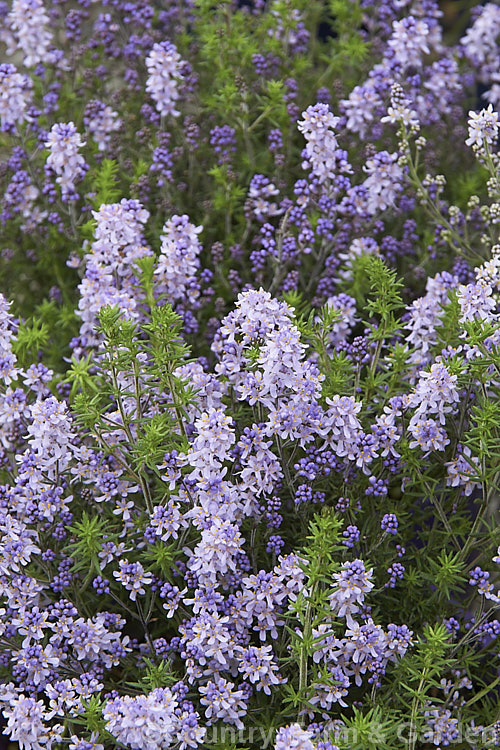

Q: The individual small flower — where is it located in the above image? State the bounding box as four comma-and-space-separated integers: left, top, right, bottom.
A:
145, 41, 184, 117
113, 560, 153, 601
45, 122, 87, 199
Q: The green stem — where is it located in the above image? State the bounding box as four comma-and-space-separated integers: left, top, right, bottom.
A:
297, 580, 318, 723
408, 666, 428, 750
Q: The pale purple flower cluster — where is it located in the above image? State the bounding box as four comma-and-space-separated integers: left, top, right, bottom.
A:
199, 677, 248, 730
77, 199, 151, 347
154, 214, 202, 304
340, 5, 448, 138
387, 16, 430, 69
4, 396, 78, 530
2, 694, 60, 750
238, 644, 282, 694
247, 174, 282, 222
408, 362, 460, 426
188, 517, 243, 586
329, 559, 374, 623
83, 99, 122, 152
214, 289, 324, 446
274, 723, 315, 750
104, 687, 205, 749
305, 559, 412, 709
457, 280, 497, 323
461, 3, 500, 103
405, 272, 458, 368
361, 150, 403, 216
0, 296, 19, 386
446, 445, 481, 497
113, 560, 153, 601
466, 105, 499, 151
297, 103, 340, 184
324, 294, 357, 343
322, 396, 363, 460
45, 122, 87, 200
8, 0, 54, 68
0, 63, 32, 132
145, 41, 184, 118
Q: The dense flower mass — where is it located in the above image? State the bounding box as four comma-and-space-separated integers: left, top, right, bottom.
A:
0, 0, 499, 748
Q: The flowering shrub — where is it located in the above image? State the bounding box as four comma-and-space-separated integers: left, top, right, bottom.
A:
1, 1, 500, 748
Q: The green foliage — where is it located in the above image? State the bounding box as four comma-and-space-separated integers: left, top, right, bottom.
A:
66, 513, 108, 575
424, 550, 467, 601
338, 707, 401, 750
89, 159, 122, 209
72, 695, 108, 740
128, 659, 177, 691
142, 540, 179, 579
12, 317, 50, 367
